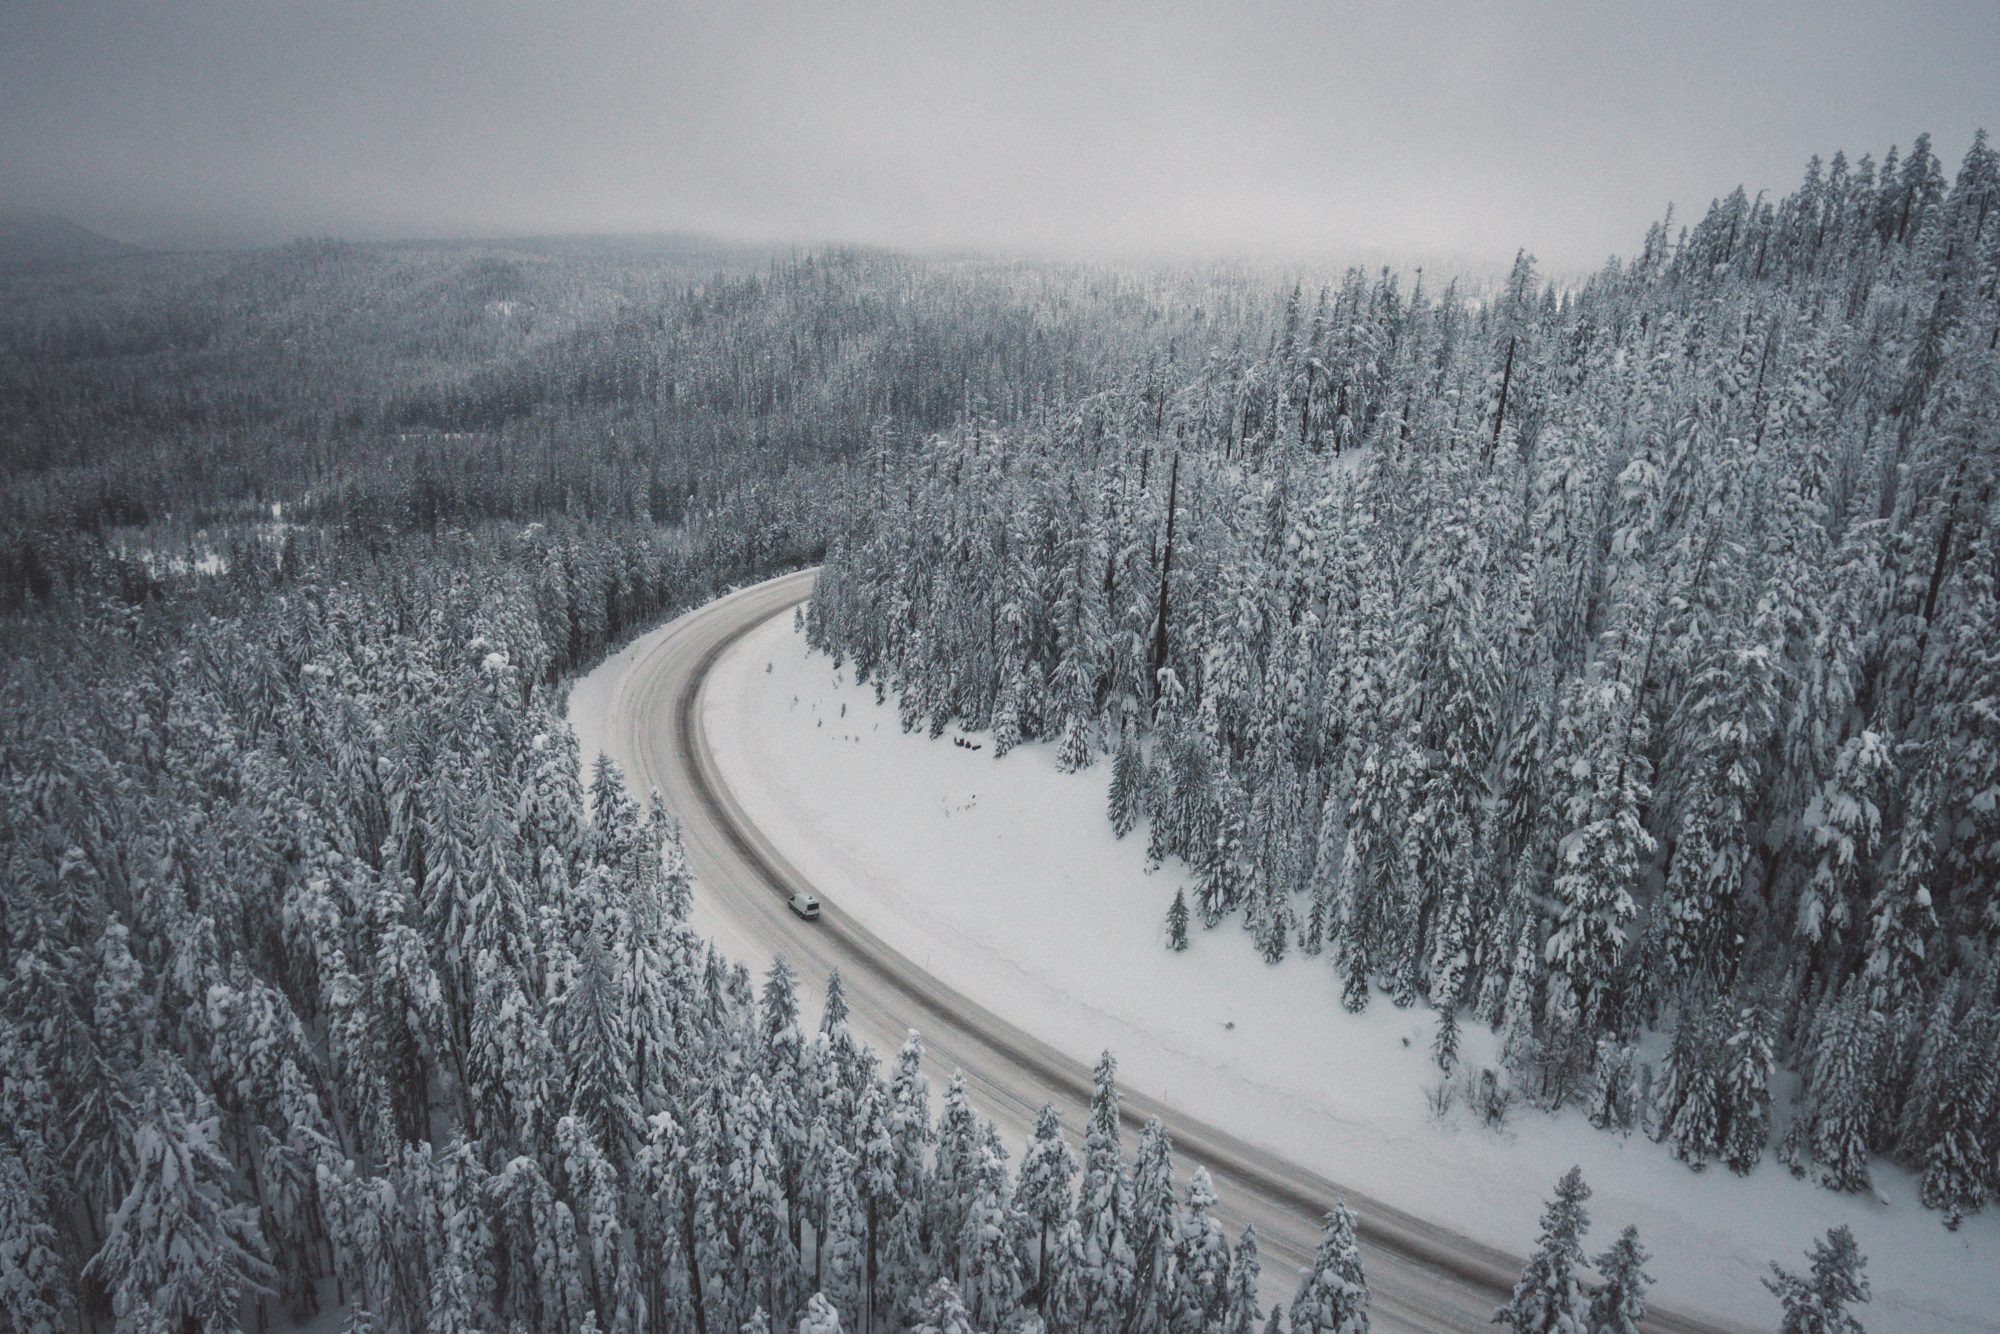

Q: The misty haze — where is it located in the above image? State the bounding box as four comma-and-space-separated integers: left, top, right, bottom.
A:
3, 4, 1998, 1334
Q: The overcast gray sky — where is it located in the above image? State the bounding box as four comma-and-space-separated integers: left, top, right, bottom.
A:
4, 1, 1995, 268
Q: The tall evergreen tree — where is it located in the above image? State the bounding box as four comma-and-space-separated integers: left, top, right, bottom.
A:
1586, 1225, 1651, 1334
85, 1058, 276, 1333
1287, 1203, 1368, 1334
1763, 1226, 1869, 1334
1494, 1167, 1590, 1333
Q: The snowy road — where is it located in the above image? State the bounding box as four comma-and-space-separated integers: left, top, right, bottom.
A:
583, 569, 1748, 1333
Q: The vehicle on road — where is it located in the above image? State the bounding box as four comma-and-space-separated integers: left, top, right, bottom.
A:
787, 891, 821, 920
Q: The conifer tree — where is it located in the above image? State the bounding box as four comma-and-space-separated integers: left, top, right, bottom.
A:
1784, 983, 1877, 1192
86, 1058, 276, 1333
0, 1145, 70, 1333
1586, 1225, 1651, 1334
659, 809, 695, 921
931, 1074, 981, 1278
1718, 1002, 1776, 1175
1045, 1219, 1091, 1333
1864, 756, 1942, 1009
1126, 1116, 1180, 1331
992, 665, 1024, 759
1076, 1053, 1135, 1333
1917, 1031, 1989, 1227
1763, 1226, 1869, 1334
1653, 644, 1774, 993
1223, 1224, 1262, 1334
958, 1138, 1025, 1329
1654, 1003, 1723, 1169
1494, 1167, 1590, 1333
1109, 723, 1145, 838
1584, 1040, 1635, 1133
1014, 1104, 1078, 1307
1545, 675, 1654, 1059
911, 1277, 977, 1334
558, 903, 645, 1159
796, 1290, 845, 1334
1166, 889, 1191, 952
1288, 1203, 1368, 1334
1795, 731, 1892, 989
1168, 1167, 1231, 1333
853, 1084, 899, 1328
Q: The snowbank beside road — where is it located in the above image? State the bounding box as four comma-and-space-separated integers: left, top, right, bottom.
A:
703, 606, 1998, 1334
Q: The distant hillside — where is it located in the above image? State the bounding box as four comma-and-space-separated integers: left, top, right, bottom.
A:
0, 213, 136, 272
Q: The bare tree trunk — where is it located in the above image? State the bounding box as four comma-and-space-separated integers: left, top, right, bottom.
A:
681, 1196, 709, 1334
865, 1202, 878, 1334
1149, 453, 1180, 702
1490, 334, 1517, 463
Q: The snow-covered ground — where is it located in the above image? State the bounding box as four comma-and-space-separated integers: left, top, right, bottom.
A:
701, 606, 1999, 1333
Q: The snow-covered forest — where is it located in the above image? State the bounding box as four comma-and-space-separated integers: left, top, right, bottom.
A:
1, 130, 1984, 1331
0, 242, 1333, 1331
807, 134, 2000, 1223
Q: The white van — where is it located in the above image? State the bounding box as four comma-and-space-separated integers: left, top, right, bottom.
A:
787, 892, 821, 921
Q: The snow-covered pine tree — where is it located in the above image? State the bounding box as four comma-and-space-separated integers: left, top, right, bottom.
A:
1287, 1202, 1368, 1334
0, 1142, 70, 1333
1651, 642, 1775, 996
930, 1074, 981, 1279
818, 1145, 868, 1319
1076, 1052, 1135, 1333
1166, 888, 1191, 952
1917, 1027, 1990, 1227
1889, 975, 1963, 1161
659, 805, 695, 921
1222, 1224, 1262, 1334
1584, 1039, 1636, 1133
1863, 750, 1943, 1010
992, 661, 1024, 759
557, 902, 645, 1161
1783, 981, 1878, 1192
1167, 1167, 1231, 1333
957, 1135, 1025, 1329
1041, 1217, 1090, 1331
1763, 1226, 1869, 1334
1544, 672, 1654, 1086
1109, 719, 1145, 838
910, 1276, 977, 1334
1493, 1166, 1590, 1333
1126, 1116, 1180, 1331
796, 1290, 845, 1334
84, 1057, 276, 1332
1013, 1103, 1078, 1308
853, 1083, 899, 1327
1585, 1225, 1651, 1334
1499, 913, 1545, 1074
1794, 730, 1893, 998
1718, 1002, 1776, 1175
1652, 1001, 1723, 1170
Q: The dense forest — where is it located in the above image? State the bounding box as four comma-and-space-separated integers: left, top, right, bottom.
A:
0, 242, 1327, 1332
0, 237, 1268, 605
0, 158, 1921, 1330
808, 132, 2000, 1225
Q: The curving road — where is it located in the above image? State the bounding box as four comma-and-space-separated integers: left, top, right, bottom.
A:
596, 568, 1744, 1334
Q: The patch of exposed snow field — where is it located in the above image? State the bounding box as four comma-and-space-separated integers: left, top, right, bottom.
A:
695, 606, 1999, 1333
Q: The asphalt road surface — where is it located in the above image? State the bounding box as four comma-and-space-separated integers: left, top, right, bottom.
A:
595, 567, 1746, 1333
